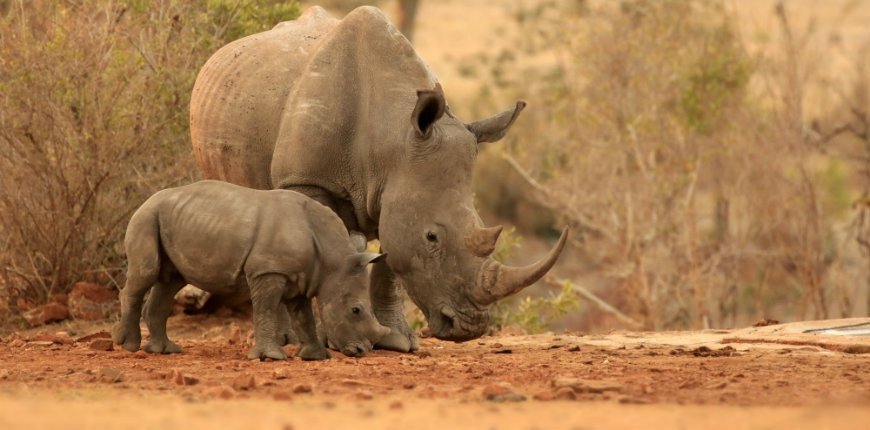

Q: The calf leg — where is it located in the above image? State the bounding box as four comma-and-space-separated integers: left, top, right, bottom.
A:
276, 306, 300, 346
112, 275, 154, 352
142, 279, 185, 354
247, 274, 289, 360
287, 297, 330, 360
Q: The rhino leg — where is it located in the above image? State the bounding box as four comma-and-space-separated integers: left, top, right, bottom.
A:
370, 257, 419, 353
112, 275, 153, 352
276, 305, 300, 346
287, 297, 330, 361
142, 279, 185, 354
248, 274, 289, 360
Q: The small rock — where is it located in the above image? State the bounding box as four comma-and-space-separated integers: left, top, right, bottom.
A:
232, 374, 256, 391
567, 345, 581, 352
174, 285, 211, 311
292, 383, 313, 394
492, 348, 513, 354
353, 390, 374, 400
0, 369, 11, 380
75, 331, 111, 343
420, 327, 431, 338
89, 339, 114, 351
482, 382, 527, 402
402, 382, 416, 389
28, 341, 55, 347
272, 368, 290, 380
389, 400, 403, 409
228, 323, 242, 345
99, 367, 123, 383
202, 385, 235, 399
171, 369, 199, 386
22, 302, 69, 327
415, 350, 432, 358
553, 386, 578, 400
552, 377, 623, 394
50, 293, 69, 306
10, 339, 25, 348
273, 392, 293, 401
132, 350, 148, 359
68, 282, 119, 320
490, 343, 503, 348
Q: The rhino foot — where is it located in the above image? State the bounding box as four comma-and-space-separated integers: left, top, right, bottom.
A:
297, 344, 331, 361
112, 322, 141, 352
375, 327, 419, 353
144, 339, 182, 354
247, 344, 288, 361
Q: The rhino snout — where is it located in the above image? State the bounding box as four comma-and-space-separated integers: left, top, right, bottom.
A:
341, 341, 372, 358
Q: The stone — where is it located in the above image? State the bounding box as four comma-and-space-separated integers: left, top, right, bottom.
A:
482, 383, 527, 402
174, 285, 211, 311
232, 374, 256, 391
353, 390, 374, 400
75, 331, 111, 343
272, 368, 290, 380
68, 282, 119, 320
273, 392, 293, 401
171, 369, 199, 386
89, 338, 114, 351
22, 303, 69, 326
292, 383, 313, 394
552, 377, 623, 394
228, 323, 242, 345
99, 367, 123, 383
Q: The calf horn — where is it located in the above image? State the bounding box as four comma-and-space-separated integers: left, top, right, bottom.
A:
464, 225, 503, 257
474, 227, 569, 305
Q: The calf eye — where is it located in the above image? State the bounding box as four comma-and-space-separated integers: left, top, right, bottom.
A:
352, 306, 361, 315
425, 231, 438, 242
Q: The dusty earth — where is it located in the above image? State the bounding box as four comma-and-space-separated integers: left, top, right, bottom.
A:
0, 316, 868, 429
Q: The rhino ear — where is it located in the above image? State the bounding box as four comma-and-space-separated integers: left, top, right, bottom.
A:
351, 252, 387, 269
466, 100, 527, 143
411, 83, 446, 138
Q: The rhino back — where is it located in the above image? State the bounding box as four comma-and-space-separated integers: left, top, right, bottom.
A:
190, 6, 338, 190
152, 181, 313, 291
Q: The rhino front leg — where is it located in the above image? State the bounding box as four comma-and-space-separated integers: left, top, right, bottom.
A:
247, 274, 289, 360
286, 297, 330, 360
276, 305, 300, 346
371, 256, 419, 353
142, 279, 185, 354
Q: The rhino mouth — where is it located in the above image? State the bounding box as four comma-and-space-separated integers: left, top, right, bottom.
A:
340, 341, 372, 358
426, 305, 490, 341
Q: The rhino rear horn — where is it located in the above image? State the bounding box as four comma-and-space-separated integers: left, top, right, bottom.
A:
411, 83, 446, 138
466, 100, 526, 143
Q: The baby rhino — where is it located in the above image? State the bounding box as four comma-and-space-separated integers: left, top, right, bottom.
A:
112, 180, 390, 360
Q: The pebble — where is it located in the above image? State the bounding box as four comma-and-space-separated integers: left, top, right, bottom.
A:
552, 377, 623, 394
353, 390, 374, 400
171, 369, 199, 386
89, 339, 114, 351
272, 368, 290, 380
389, 400, 403, 409
292, 383, 313, 394
482, 382, 527, 402
9, 339, 24, 348
228, 323, 241, 345
232, 374, 256, 391
99, 367, 123, 383
273, 392, 293, 401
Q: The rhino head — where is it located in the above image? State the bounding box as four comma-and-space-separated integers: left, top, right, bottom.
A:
379, 85, 569, 341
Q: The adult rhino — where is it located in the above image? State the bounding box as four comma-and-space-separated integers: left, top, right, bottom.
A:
190, 6, 568, 351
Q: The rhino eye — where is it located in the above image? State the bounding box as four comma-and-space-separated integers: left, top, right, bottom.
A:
352, 306, 361, 315
425, 231, 438, 242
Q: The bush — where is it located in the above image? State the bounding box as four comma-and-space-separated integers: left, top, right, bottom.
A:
467, 0, 869, 329
0, 0, 299, 316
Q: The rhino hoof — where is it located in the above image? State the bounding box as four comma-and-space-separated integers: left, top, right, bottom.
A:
375, 329, 419, 353
144, 339, 182, 354
247, 345, 288, 361
112, 322, 141, 352
297, 344, 331, 361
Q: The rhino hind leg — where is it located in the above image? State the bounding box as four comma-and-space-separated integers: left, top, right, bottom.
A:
370, 257, 419, 353
248, 274, 289, 360
142, 279, 185, 354
112, 275, 154, 352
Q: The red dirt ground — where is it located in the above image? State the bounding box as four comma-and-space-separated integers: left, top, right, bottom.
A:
0, 316, 868, 429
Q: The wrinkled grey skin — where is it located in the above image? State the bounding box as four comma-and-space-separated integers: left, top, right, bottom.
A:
190, 6, 568, 350
111, 181, 390, 360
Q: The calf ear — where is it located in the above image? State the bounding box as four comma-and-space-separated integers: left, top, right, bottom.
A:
352, 252, 387, 268
411, 83, 446, 138
466, 100, 526, 143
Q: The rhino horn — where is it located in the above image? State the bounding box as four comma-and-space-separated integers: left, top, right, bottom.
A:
466, 100, 526, 143
464, 225, 503, 258
474, 227, 568, 305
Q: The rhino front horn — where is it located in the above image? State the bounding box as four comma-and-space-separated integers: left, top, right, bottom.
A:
474, 227, 569, 305
465, 225, 503, 257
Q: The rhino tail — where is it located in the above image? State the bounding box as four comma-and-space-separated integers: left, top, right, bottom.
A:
123, 201, 164, 287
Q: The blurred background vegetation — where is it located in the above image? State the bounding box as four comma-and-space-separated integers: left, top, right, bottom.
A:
1, 0, 868, 332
